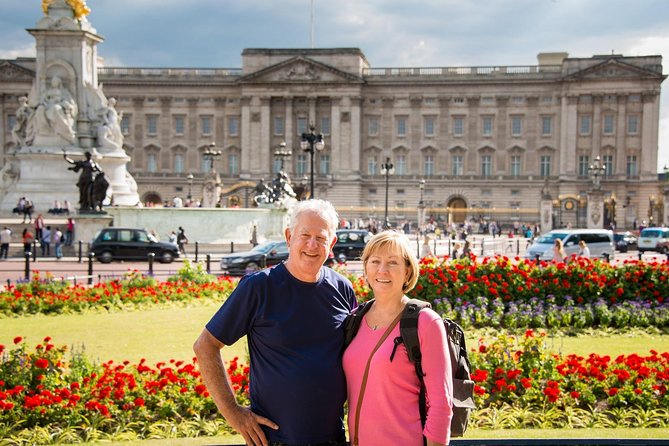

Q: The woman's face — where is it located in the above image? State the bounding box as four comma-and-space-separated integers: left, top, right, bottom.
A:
365, 245, 409, 297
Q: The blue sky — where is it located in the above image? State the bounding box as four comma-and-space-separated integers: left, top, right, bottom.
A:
2, 0, 669, 170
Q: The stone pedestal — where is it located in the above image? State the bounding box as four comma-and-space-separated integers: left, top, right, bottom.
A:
1, 147, 80, 213
540, 200, 553, 231
97, 151, 139, 206
201, 174, 221, 208
587, 191, 604, 229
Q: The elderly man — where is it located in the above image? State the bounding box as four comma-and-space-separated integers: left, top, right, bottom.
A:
194, 199, 356, 446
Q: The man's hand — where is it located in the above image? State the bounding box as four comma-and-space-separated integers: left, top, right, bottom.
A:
226, 405, 278, 446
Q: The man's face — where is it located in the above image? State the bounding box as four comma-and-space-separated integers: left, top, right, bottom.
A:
285, 211, 336, 279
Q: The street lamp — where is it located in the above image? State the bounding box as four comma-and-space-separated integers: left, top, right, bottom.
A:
588, 155, 606, 190
186, 173, 194, 200
274, 141, 292, 172
300, 125, 325, 198
417, 179, 426, 234
381, 157, 394, 229
203, 142, 222, 173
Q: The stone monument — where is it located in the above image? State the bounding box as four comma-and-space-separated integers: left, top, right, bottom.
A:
0, 0, 139, 213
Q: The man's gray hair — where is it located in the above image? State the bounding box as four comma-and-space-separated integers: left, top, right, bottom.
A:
289, 199, 339, 237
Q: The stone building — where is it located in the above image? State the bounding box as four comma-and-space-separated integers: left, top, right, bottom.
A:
1, 48, 665, 229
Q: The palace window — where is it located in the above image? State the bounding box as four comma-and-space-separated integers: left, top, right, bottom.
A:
396, 155, 407, 176
627, 115, 639, 135
451, 155, 463, 176
511, 116, 522, 136
228, 116, 239, 136
603, 115, 615, 135
452, 116, 464, 136
481, 155, 492, 177
540, 155, 551, 177
201, 116, 212, 135
510, 155, 521, 177
147, 115, 158, 135
396, 116, 407, 137
274, 116, 284, 136
578, 155, 590, 177
626, 155, 638, 178
228, 154, 239, 175
579, 115, 591, 135
368, 116, 380, 136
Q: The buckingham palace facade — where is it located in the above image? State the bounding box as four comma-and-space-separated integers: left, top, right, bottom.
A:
1, 48, 665, 228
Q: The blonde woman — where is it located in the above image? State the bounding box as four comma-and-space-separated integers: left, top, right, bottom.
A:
552, 238, 566, 262
578, 240, 591, 258
343, 230, 453, 446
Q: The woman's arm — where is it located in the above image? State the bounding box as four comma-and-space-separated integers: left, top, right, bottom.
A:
419, 311, 453, 446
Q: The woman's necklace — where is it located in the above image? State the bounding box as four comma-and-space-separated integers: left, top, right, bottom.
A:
368, 299, 407, 330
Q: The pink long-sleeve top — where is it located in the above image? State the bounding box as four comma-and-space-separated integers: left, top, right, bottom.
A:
343, 308, 453, 446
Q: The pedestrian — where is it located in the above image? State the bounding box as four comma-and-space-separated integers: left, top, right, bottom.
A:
553, 238, 566, 262
0, 226, 11, 259
22, 199, 33, 223
65, 218, 75, 246
176, 226, 188, 256
53, 227, 63, 259
168, 230, 177, 246
250, 224, 258, 247
41, 225, 51, 256
452, 242, 462, 260
461, 239, 471, 259
22, 228, 34, 255
34, 213, 45, 241
420, 234, 433, 259
343, 230, 452, 446
193, 199, 357, 446
577, 240, 590, 259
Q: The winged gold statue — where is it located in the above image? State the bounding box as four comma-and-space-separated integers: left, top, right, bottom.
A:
42, 0, 91, 20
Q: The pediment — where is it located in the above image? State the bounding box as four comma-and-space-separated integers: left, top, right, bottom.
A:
0, 61, 35, 81
563, 58, 664, 81
239, 56, 363, 84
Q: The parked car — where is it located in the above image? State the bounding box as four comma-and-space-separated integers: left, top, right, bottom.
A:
220, 240, 289, 276
638, 227, 669, 253
90, 227, 180, 263
524, 229, 614, 260
332, 229, 373, 261
613, 231, 638, 252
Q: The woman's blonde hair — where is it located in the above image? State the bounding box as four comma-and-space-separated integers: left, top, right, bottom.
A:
361, 230, 419, 294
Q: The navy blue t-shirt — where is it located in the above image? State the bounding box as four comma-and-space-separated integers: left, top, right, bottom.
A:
206, 263, 357, 444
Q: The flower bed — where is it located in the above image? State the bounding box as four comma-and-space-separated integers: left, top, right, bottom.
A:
0, 335, 667, 444
348, 256, 669, 329
0, 263, 237, 316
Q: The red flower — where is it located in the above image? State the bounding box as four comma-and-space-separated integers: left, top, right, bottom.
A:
608, 387, 619, 396
13, 337, 22, 345
134, 397, 145, 407
34, 358, 49, 369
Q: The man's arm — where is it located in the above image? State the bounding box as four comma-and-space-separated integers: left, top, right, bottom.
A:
193, 329, 278, 446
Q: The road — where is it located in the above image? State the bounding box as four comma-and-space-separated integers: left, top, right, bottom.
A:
0, 247, 663, 288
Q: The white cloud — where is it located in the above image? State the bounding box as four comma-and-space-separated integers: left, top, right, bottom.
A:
0, 44, 35, 59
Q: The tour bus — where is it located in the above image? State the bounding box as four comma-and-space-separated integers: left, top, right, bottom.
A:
524, 229, 615, 260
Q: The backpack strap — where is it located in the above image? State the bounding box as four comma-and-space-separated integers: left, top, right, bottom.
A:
343, 299, 375, 347
398, 298, 432, 434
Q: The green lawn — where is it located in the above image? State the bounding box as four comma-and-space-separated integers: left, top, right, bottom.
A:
2, 303, 668, 366
0, 302, 247, 365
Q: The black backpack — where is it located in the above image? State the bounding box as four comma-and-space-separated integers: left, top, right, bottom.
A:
343, 298, 475, 438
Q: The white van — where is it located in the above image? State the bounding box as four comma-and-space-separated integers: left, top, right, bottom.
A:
637, 227, 669, 253
524, 229, 614, 260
